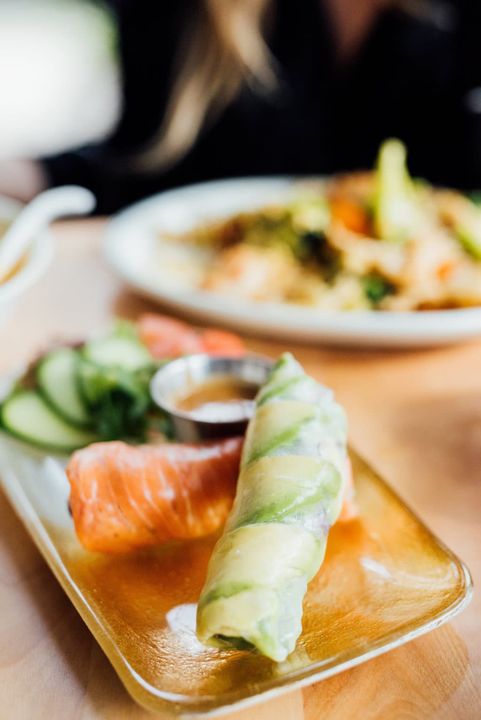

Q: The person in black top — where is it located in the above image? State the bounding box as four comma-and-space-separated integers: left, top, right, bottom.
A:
3, 0, 481, 212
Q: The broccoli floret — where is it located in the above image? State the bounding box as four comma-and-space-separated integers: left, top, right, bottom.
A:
363, 273, 395, 306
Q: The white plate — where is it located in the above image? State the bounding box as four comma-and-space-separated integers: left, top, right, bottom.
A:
104, 177, 481, 347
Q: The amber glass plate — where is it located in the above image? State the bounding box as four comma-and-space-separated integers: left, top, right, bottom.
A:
0, 436, 472, 718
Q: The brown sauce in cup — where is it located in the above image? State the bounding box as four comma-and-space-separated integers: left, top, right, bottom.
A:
174, 374, 258, 422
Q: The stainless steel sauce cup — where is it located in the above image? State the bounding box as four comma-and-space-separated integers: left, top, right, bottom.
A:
150, 354, 273, 442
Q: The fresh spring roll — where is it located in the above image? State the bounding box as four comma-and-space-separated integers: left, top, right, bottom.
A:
196, 353, 348, 662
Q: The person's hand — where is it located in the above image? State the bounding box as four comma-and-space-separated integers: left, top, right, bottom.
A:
0, 158, 48, 203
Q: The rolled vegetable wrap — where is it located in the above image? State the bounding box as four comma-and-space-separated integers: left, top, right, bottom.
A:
196, 353, 348, 661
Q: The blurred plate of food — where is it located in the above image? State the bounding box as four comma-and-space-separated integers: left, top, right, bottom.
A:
104, 140, 481, 347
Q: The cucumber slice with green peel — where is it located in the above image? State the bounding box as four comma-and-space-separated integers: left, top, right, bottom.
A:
37, 347, 91, 427
0, 390, 98, 452
83, 335, 153, 371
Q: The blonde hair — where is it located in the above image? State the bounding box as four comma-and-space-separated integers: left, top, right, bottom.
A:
139, 0, 276, 170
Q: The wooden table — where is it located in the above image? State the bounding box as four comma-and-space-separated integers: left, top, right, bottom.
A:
0, 220, 480, 720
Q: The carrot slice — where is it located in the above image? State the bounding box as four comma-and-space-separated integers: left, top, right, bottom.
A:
138, 313, 203, 358
330, 198, 371, 235
200, 329, 246, 357
138, 313, 246, 359
436, 261, 456, 282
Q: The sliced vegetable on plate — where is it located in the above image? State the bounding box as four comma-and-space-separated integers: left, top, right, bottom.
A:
37, 346, 91, 427
138, 313, 246, 358
0, 313, 246, 451
1, 389, 97, 453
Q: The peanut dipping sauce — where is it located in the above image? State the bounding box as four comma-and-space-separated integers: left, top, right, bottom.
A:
173, 373, 258, 422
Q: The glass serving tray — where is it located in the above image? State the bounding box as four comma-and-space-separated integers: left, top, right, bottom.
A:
0, 435, 472, 718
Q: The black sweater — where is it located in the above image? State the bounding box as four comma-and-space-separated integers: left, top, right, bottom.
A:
44, 0, 481, 213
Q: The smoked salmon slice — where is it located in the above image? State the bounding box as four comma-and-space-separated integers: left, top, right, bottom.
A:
67, 437, 243, 554
68, 436, 357, 555
199, 328, 246, 357
137, 314, 202, 358
137, 313, 246, 359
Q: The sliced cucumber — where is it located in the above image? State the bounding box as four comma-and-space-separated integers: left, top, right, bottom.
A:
1, 390, 97, 452
37, 347, 91, 427
83, 334, 152, 371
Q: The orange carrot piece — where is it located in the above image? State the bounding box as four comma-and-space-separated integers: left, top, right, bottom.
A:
200, 329, 246, 357
330, 198, 371, 235
436, 261, 456, 282
138, 313, 203, 358
138, 313, 245, 359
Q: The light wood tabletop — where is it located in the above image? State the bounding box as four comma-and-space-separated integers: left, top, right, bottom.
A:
0, 220, 480, 720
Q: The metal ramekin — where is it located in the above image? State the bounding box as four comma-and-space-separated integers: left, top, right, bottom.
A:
150, 354, 273, 442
